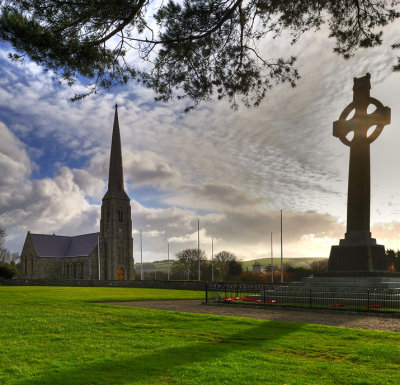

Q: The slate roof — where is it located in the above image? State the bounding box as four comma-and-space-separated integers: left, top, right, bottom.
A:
30, 232, 100, 258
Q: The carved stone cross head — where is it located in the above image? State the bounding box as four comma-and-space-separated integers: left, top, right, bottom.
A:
333, 73, 391, 147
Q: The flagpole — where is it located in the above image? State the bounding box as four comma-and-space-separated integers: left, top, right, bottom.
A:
198, 219, 200, 280
140, 230, 143, 281
211, 237, 214, 282
271, 232, 273, 284
280, 210, 283, 283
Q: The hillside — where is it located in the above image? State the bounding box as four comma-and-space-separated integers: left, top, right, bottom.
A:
241, 257, 327, 270
135, 257, 327, 273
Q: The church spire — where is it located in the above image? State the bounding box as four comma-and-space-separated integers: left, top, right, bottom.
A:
99, 104, 134, 281
105, 104, 128, 199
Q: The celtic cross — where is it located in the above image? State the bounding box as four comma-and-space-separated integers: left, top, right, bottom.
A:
333, 73, 390, 244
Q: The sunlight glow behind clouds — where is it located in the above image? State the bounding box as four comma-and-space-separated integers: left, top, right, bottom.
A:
1, 24, 400, 261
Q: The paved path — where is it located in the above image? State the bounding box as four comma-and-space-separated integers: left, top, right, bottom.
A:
103, 299, 400, 332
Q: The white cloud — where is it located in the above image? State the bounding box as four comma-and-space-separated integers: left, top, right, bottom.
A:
165, 183, 265, 212
0, 122, 99, 248
0, 122, 32, 187
1, 21, 400, 262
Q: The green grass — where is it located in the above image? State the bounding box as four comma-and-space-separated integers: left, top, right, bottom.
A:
1, 286, 399, 385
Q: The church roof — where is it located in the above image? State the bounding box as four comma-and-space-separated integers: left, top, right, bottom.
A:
30, 232, 100, 258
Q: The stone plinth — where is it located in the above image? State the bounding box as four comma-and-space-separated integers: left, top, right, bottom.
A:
328, 235, 387, 273
297, 272, 400, 289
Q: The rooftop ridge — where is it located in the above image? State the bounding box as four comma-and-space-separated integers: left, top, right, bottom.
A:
30, 232, 100, 238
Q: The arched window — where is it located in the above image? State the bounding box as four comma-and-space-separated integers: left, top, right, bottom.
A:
117, 209, 123, 222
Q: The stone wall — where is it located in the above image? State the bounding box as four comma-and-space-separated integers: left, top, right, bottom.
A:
0, 278, 206, 291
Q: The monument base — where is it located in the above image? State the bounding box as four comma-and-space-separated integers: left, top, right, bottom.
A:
294, 273, 400, 289
328, 243, 387, 273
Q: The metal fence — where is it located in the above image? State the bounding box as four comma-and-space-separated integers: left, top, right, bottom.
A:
205, 282, 400, 313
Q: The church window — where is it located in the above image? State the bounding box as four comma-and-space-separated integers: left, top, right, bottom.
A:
106, 209, 110, 223
118, 209, 123, 222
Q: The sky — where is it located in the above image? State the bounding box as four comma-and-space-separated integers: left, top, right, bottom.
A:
1, 20, 400, 263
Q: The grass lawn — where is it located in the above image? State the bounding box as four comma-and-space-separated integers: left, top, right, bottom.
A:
0, 286, 399, 385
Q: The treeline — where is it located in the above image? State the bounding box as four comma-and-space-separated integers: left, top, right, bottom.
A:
386, 249, 400, 272
284, 259, 328, 281
0, 226, 20, 278
136, 249, 243, 281
170, 249, 242, 281
137, 250, 330, 282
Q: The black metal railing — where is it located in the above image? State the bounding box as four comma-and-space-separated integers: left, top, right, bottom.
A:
205, 282, 400, 313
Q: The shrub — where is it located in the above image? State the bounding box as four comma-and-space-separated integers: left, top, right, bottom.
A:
0, 262, 18, 279
286, 266, 312, 281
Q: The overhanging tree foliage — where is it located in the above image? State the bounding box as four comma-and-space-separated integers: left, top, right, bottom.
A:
1, 1, 399, 110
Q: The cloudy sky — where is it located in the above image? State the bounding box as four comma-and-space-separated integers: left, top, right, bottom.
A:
1, 20, 400, 263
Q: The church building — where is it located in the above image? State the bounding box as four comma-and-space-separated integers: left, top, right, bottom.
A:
20, 105, 135, 280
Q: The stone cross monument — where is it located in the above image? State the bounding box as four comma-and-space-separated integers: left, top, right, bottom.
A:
328, 73, 391, 273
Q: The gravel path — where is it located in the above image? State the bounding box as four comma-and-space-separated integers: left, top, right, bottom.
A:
104, 300, 400, 332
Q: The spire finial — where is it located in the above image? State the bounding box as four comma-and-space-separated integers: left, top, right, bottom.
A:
115, 103, 118, 109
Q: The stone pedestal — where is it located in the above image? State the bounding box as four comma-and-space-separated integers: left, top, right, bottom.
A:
328, 244, 387, 272
295, 272, 400, 289
328, 231, 387, 273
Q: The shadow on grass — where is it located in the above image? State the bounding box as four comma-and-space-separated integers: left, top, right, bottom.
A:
13, 321, 302, 385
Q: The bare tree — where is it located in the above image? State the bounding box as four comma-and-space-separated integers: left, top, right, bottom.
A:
171, 248, 207, 280
0, 226, 20, 264
0, 226, 6, 248
214, 251, 242, 280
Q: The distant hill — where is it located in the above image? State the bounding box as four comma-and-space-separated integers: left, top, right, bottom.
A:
241, 257, 327, 270
135, 257, 327, 273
